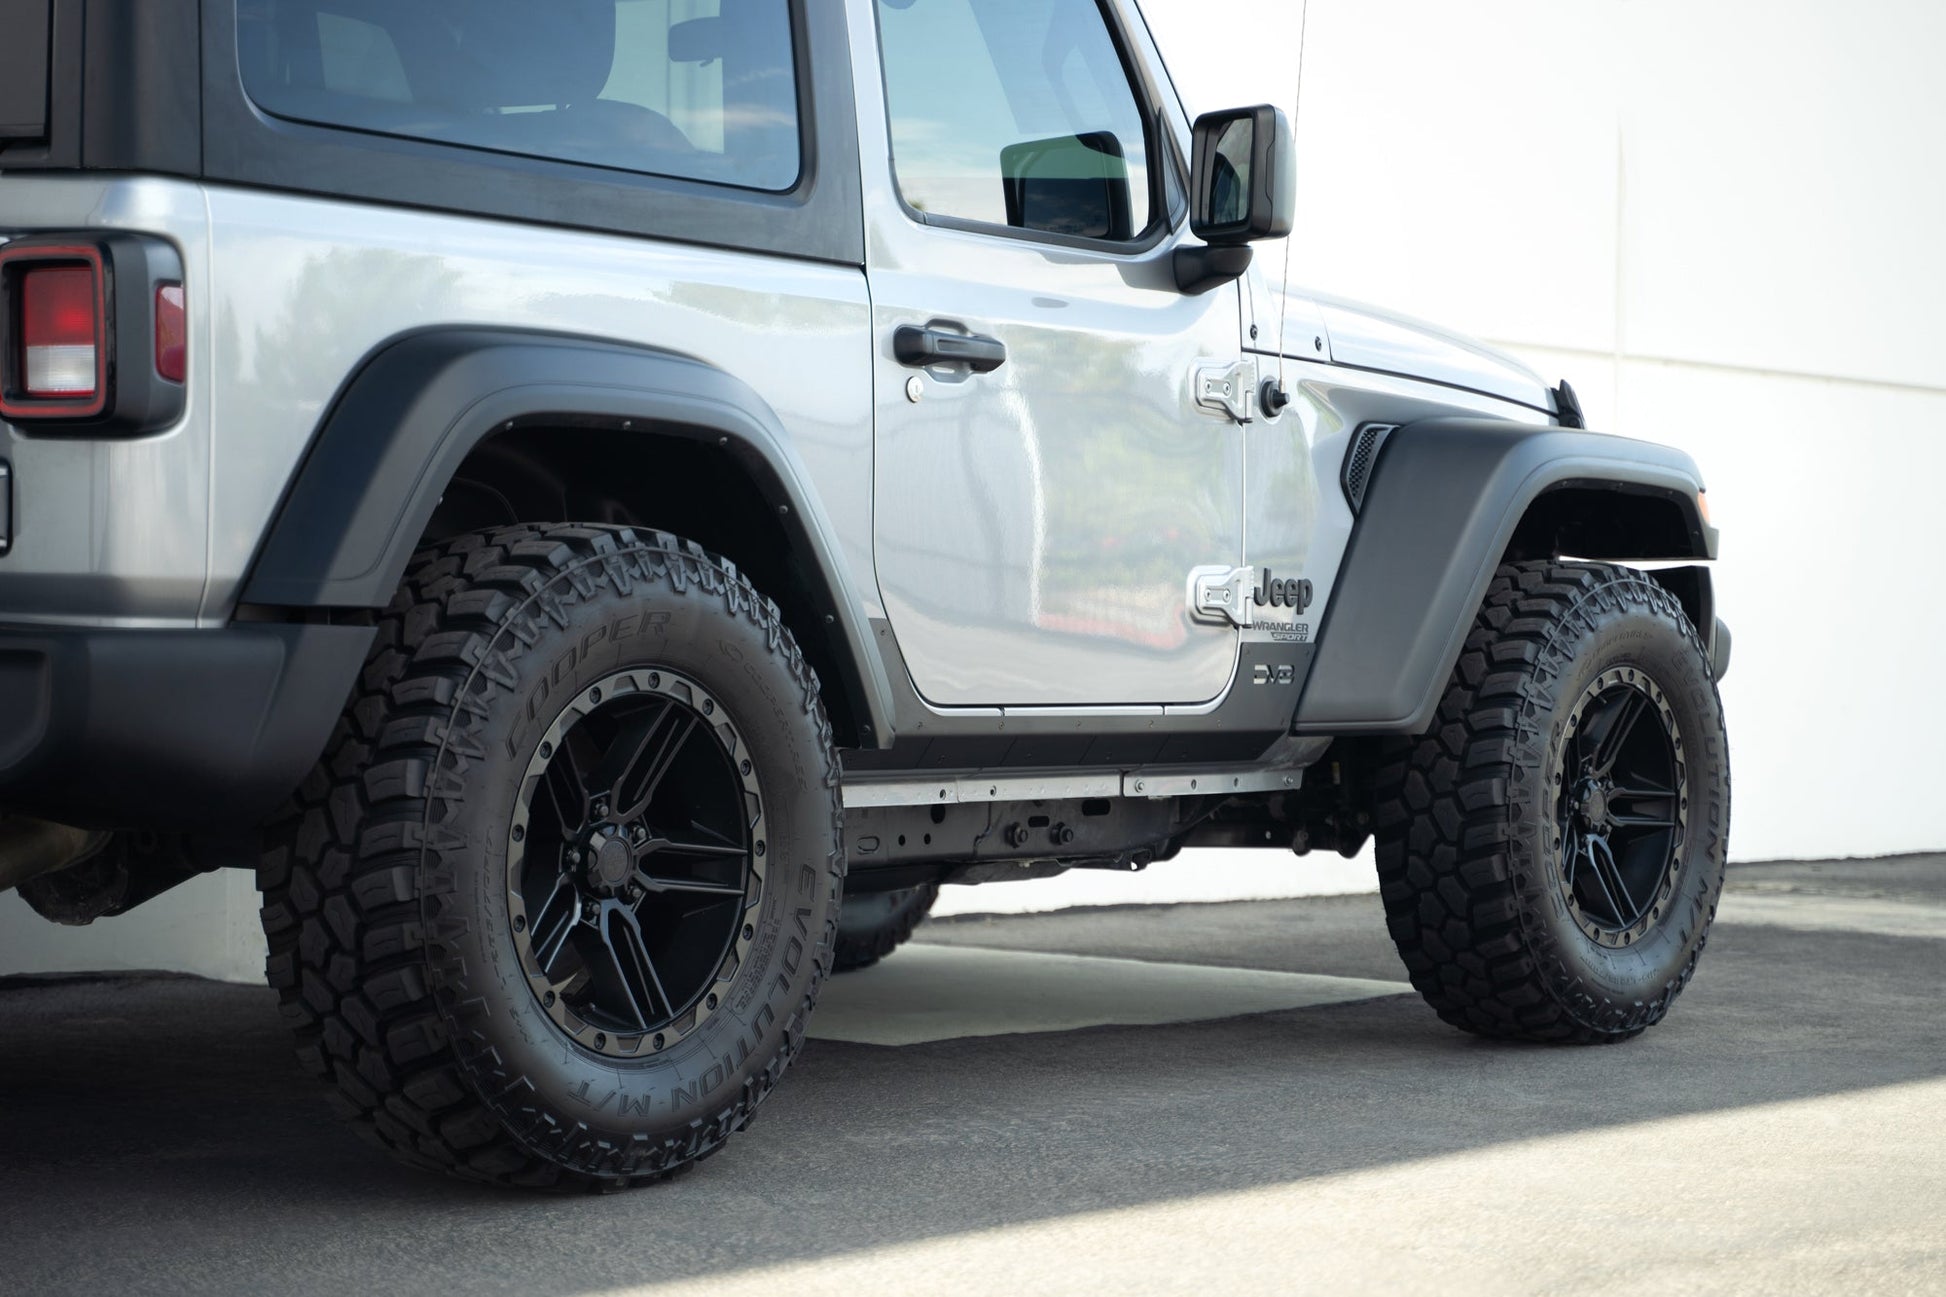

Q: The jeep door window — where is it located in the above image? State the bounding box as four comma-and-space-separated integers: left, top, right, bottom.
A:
875, 0, 1156, 242
237, 0, 800, 192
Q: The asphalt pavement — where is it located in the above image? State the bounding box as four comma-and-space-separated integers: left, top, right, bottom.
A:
1, 856, 1941, 1295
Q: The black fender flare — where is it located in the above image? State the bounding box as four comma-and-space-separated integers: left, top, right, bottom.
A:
1294, 418, 1719, 736
243, 328, 896, 748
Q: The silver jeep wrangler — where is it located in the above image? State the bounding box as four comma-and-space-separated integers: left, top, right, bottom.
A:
0, 0, 1731, 1189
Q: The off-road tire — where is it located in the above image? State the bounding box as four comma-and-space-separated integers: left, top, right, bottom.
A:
832, 884, 939, 972
1373, 560, 1729, 1044
258, 524, 844, 1189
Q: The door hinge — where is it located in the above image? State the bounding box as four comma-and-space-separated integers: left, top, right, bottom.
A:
1188, 564, 1258, 628
1194, 360, 1255, 424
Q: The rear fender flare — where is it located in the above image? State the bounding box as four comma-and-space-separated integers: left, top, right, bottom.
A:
242, 328, 895, 748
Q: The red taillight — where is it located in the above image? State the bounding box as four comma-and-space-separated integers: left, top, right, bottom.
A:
20, 265, 101, 398
2, 237, 185, 431
156, 283, 186, 384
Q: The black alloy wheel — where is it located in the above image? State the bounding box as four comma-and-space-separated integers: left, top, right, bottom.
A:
1554, 667, 1688, 948
510, 668, 763, 1057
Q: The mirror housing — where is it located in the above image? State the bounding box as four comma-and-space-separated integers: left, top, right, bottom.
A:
1191, 105, 1295, 244
1176, 105, 1295, 295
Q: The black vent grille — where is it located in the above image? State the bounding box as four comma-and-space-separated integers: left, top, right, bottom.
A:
1341, 423, 1396, 514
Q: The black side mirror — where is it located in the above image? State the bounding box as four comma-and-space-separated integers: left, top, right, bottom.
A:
1176, 105, 1295, 294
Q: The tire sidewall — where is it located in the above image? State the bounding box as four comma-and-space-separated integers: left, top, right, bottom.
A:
418, 540, 838, 1175
1509, 573, 1730, 1029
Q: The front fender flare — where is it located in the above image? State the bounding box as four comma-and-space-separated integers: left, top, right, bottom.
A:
1294, 418, 1716, 736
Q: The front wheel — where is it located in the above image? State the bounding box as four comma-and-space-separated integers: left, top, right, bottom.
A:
833, 884, 939, 972
1373, 560, 1730, 1043
258, 524, 843, 1189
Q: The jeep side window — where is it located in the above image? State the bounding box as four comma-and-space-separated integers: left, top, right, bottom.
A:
237, 0, 800, 193
875, 0, 1156, 242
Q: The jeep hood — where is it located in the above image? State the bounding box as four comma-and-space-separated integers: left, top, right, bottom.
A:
1312, 294, 1556, 415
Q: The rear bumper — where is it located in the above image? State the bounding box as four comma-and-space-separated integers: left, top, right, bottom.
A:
0, 621, 370, 829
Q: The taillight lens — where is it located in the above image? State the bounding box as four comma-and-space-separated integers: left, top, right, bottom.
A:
156, 283, 186, 384
20, 265, 101, 398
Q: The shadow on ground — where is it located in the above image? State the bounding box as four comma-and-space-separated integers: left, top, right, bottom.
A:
0, 858, 1940, 1296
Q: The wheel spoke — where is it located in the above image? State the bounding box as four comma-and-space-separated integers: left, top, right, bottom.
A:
592, 702, 698, 822
1590, 690, 1650, 776
1587, 835, 1641, 925
529, 873, 580, 978
643, 833, 748, 863
1609, 811, 1678, 830
595, 906, 670, 1031
1609, 780, 1678, 832
543, 730, 592, 838
632, 868, 747, 898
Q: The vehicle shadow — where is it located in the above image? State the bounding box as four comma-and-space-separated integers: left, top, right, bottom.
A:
0, 908, 1939, 1296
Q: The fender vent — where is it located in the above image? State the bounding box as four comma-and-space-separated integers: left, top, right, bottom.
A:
1341, 423, 1395, 514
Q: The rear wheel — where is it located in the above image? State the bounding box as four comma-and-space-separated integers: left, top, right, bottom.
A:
258, 524, 843, 1189
1373, 560, 1729, 1043
833, 884, 939, 972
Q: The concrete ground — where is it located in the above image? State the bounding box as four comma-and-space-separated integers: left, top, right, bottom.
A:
1, 856, 1941, 1296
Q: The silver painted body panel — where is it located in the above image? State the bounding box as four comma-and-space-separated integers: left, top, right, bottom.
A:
850, 0, 1244, 708
198, 189, 878, 623
0, 175, 878, 629
0, 176, 211, 627
1311, 293, 1554, 413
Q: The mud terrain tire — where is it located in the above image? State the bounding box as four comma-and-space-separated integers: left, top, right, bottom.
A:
258, 524, 843, 1189
1374, 560, 1729, 1044
833, 884, 939, 972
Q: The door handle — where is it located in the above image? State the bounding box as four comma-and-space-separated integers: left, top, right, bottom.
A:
894, 325, 1008, 374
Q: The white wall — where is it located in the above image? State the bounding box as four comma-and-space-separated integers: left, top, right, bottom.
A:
1142, 0, 1946, 863
6, 1, 1941, 975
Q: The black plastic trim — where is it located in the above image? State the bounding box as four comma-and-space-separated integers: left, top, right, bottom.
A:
80, 0, 202, 175
199, 0, 865, 266
241, 327, 896, 750
842, 619, 1308, 775
1294, 418, 1715, 736
0, 620, 374, 828
1340, 422, 1395, 514
0, 0, 199, 173
1710, 618, 1732, 682
0, 0, 51, 140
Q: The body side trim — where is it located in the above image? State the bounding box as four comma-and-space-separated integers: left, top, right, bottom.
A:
1294, 418, 1714, 736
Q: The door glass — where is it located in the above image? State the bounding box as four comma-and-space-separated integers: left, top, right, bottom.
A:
875, 0, 1154, 240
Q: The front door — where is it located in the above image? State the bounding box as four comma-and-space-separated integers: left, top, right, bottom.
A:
856, 0, 1248, 708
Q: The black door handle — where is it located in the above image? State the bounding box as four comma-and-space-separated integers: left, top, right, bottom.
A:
894, 325, 1008, 374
